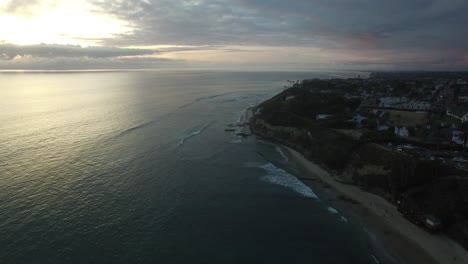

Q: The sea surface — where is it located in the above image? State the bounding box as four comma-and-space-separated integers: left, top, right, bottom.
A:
0, 70, 378, 263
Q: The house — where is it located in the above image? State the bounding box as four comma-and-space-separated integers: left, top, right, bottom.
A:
285, 95, 296, 102
352, 114, 368, 126
394, 126, 409, 137
446, 107, 468, 122
424, 215, 442, 232
379, 97, 408, 107
316, 114, 332, 120
452, 131, 466, 146
457, 87, 468, 102
378, 125, 390, 131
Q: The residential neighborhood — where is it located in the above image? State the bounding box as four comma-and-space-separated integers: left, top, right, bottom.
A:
295, 73, 468, 170
252, 72, 468, 252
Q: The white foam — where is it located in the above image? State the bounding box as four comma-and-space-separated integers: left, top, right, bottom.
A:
177, 121, 214, 146
260, 163, 319, 199
371, 255, 380, 264
327, 207, 348, 222
230, 139, 242, 144
237, 109, 247, 123
275, 146, 289, 162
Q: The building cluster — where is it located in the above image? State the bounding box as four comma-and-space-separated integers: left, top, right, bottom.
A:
302, 76, 468, 166
287, 74, 468, 154
287, 74, 468, 238
348, 78, 468, 147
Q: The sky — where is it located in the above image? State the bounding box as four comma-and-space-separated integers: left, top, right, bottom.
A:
0, 0, 468, 71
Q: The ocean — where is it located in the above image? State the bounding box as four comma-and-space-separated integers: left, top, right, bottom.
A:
0, 70, 379, 263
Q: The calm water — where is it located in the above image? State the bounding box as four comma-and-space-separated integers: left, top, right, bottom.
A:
0, 70, 377, 263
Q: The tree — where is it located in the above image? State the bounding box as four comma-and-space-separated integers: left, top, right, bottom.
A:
367, 119, 378, 130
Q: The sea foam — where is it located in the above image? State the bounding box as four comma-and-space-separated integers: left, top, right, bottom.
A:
260, 163, 319, 199
275, 146, 289, 162
230, 139, 242, 144
327, 207, 339, 214
178, 92, 236, 109
177, 121, 215, 146
327, 207, 348, 222
237, 109, 247, 123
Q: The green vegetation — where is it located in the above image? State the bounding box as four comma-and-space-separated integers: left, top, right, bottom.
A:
254, 83, 360, 170
251, 79, 468, 248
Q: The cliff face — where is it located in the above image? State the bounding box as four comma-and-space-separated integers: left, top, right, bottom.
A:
251, 117, 355, 171
251, 81, 468, 249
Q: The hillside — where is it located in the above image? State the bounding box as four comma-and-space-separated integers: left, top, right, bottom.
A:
250, 79, 468, 249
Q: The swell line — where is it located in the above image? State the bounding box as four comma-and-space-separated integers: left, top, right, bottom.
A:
177, 121, 216, 147
177, 92, 236, 109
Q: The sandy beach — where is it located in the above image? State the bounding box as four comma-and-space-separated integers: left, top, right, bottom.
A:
285, 147, 468, 264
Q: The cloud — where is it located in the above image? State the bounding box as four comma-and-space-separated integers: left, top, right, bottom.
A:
0, 0, 51, 15
3, 0, 468, 70
0, 42, 258, 70
0, 54, 185, 70
0, 43, 190, 70
90, 0, 468, 69
91, 0, 468, 48
0, 43, 158, 60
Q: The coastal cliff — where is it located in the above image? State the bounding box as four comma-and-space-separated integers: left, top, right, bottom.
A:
250, 78, 468, 255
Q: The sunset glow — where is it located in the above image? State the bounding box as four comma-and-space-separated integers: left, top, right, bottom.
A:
0, 0, 130, 46
0, 0, 467, 70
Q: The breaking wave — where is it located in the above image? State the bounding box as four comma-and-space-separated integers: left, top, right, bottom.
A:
177, 121, 215, 146
327, 207, 339, 214
118, 121, 153, 136
111, 112, 174, 140
260, 163, 319, 199
177, 92, 236, 109
275, 146, 289, 162
230, 139, 242, 144
236, 109, 247, 123
371, 255, 380, 264
327, 207, 348, 222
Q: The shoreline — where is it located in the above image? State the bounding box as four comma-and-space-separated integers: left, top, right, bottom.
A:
284, 146, 468, 264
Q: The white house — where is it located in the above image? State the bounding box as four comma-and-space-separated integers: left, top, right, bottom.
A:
352, 114, 368, 126
394, 126, 409, 137
452, 131, 466, 146
378, 125, 390, 131
316, 114, 332, 120
379, 97, 408, 107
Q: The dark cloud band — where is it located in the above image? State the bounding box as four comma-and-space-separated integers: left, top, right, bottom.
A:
0, 43, 158, 59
